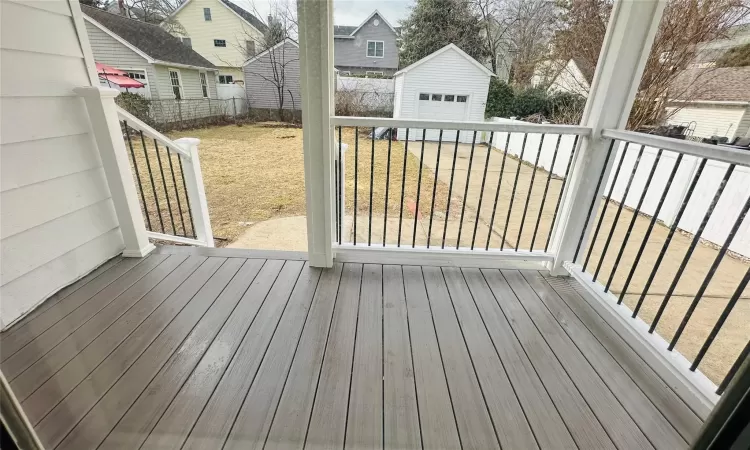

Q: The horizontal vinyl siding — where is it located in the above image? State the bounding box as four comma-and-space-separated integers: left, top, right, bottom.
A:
0, 0, 124, 329
736, 107, 750, 138
396, 49, 491, 141
84, 20, 161, 99
244, 41, 301, 110
666, 104, 748, 139
333, 13, 398, 71
172, 0, 264, 69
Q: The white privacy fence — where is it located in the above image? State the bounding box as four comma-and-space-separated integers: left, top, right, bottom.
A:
486, 117, 750, 257
336, 76, 394, 113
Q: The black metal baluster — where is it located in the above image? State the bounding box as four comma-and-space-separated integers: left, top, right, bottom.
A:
397, 129, 410, 247
487, 133, 512, 250
165, 150, 188, 236
650, 164, 735, 334
546, 135, 578, 252
427, 130, 444, 248
354, 127, 359, 246
583, 142, 628, 272
716, 339, 750, 395
593, 145, 645, 283
606, 149, 663, 293
516, 134, 546, 251
368, 127, 376, 246
441, 132, 461, 249
123, 122, 152, 231
337, 126, 342, 244
139, 131, 165, 233
693, 267, 750, 371
501, 133, 528, 251
669, 193, 748, 351
154, 140, 177, 235
176, 156, 196, 238
456, 131, 477, 249
412, 129, 427, 248
632, 158, 706, 318
531, 134, 562, 251
573, 139, 614, 261
383, 131, 392, 247
471, 132, 494, 250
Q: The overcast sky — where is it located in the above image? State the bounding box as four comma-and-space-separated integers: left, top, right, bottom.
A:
236, 0, 414, 27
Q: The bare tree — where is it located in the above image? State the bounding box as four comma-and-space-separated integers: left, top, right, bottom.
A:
552, 0, 750, 130
472, 0, 515, 77
504, 0, 557, 86
121, 0, 184, 32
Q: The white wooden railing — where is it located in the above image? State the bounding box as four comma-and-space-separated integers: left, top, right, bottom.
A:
76, 86, 213, 255
116, 108, 214, 247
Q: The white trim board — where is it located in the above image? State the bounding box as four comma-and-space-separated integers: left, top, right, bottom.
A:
349, 10, 397, 36
563, 261, 718, 420
394, 43, 496, 78
242, 37, 299, 67
334, 245, 552, 269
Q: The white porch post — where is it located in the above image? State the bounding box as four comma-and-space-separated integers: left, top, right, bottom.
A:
548, 0, 666, 275
297, 0, 335, 267
174, 138, 215, 247
75, 86, 155, 258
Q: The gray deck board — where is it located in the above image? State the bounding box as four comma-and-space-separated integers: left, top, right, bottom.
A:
382, 265, 421, 450
345, 264, 383, 450
1, 247, 701, 450
96, 258, 267, 450
521, 270, 687, 450
422, 266, 501, 449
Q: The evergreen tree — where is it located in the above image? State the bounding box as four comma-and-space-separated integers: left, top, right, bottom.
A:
399, 0, 489, 67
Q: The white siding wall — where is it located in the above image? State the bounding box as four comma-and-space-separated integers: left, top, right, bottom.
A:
393, 74, 404, 118
735, 107, 750, 138
396, 49, 491, 143
547, 60, 590, 96
0, 0, 124, 329
666, 104, 748, 139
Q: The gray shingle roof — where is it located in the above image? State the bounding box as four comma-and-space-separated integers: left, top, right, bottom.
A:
334, 25, 357, 36
671, 67, 750, 102
219, 0, 268, 33
82, 5, 216, 69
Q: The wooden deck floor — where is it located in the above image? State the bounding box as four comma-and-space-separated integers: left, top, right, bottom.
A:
1, 246, 702, 450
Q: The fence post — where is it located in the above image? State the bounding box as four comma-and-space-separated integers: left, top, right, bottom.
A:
75, 86, 155, 257
174, 137, 214, 247
548, 0, 666, 275
232, 97, 237, 117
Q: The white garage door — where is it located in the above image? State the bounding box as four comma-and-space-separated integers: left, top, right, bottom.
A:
417, 93, 469, 143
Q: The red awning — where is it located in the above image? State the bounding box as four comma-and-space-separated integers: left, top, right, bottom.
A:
99, 74, 145, 88
95, 62, 127, 76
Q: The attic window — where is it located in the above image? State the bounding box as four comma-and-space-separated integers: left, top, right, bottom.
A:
214, 39, 226, 47
204, 8, 211, 21
366, 40, 384, 58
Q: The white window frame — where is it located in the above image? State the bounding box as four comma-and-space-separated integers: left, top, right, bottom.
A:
168, 68, 184, 100
366, 40, 384, 58
365, 71, 384, 77
214, 39, 226, 47
108, 67, 151, 98
204, 7, 211, 21
199, 72, 209, 98
218, 74, 234, 84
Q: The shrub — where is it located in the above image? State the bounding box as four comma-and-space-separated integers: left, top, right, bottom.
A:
512, 88, 549, 118
115, 92, 152, 123
485, 78, 514, 118
484, 81, 587, 125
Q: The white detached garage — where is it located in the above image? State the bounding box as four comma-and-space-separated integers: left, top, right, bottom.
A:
393, 44, 494, 143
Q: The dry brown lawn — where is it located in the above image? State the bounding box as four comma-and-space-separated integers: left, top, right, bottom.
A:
127, 124, 456, 246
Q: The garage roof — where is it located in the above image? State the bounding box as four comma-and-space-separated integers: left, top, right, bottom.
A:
394, 44, 495, 78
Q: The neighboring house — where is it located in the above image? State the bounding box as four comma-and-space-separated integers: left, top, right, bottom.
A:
243, 38, 301, 113
334, 10, 399, 76
690, 23, 750, 68
82, 5, 218, 104
531, 58, 594, 96
393, 44, 494, 143
666, 67, 750, 139
167, 0, 268, 85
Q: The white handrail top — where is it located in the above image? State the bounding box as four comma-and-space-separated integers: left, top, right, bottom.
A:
331, 116, 592, 136
603, 129, 750, 167
116, 107, 191, 159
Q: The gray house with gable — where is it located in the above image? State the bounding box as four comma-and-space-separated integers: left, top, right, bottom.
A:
334, 10, 399, 76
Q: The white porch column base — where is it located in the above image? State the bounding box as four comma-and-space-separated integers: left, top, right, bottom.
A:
174, 138, 214, 247
297, 0, 334, 268
548, 0, 667, 275
75, 86, 155, 258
